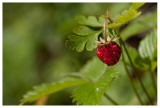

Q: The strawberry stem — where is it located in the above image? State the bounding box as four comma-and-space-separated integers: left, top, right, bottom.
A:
120, 38, 153, 105
103, 17, 107, 42
148, 62, 157, 98
103, 9, 110, 42
104, 93, 118, 105
120, 45, 144, 105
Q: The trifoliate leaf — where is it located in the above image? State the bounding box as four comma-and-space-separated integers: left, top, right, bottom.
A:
121, 11, 157, 41
72, 63, 120, 105
108, 9, 141, 28
138, 29, 157, 60
76, 15, 104, 27
65, 26, 102, 52
80, 57, 107, 81
132, 3, 145, 10
20, 79, 87, 105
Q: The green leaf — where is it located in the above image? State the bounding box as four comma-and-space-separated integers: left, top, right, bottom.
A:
122, 45, 148, 70
138, 29, 157, 60
132, 3, 145, 10
65, 26, 102, 52
121, 11, 157, 41
20, 79, 87, 105
76, 15, 104, 27
80, 57, 107, 81
72, 63, 120, 105
109, 3, 132, 20
108, 9, 141, 28
72, 83, 97, 105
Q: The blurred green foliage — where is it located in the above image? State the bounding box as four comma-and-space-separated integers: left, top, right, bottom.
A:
3, 3, 157, 105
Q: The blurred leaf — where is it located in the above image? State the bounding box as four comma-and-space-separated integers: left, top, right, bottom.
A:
122, 45, 148, 70
138, 30, 157, 71
76, 15, 104, 27
20, 79, 87, 105
109, 3, 132, 20
72, 63, 120, 105
151, 60, 157, 72
101, 61, 134, 105
46, 57, 76, 82
132, 3, 145, 10
65, 26, 102, 52
138, 29, 157, 60
108, 9, 141, 28
80, 57, 107, 81
121, 11, 157, 41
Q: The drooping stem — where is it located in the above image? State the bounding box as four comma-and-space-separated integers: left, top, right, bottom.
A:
104, 93, 118, 105
120, 42, 144, 105
148, 62, 157, 97
119, 38, 153, 105
106, 13, 153, 105
103, 17, 107, 42
149, 70, 157, 97
103, 9, 110, 42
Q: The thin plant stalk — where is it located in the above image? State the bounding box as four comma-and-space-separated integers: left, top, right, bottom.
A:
149, 70, 157, 96
148, 63, 157, 97
120, 38, 153, 105
120, 42, 144, 105
105, 10, 152, 105
149, 62, 157, 96
104, 93, 119, 105
103, 17, 107, 42
103, 9, 110, 42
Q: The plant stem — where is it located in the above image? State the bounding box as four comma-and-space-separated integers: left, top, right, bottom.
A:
149, 62, 157, 97
103, 9, 110, 42
104, 93, 118, 105
120, 38, 153, 105
148, 70, 157, 97
120, 43, 144, 105
103, 17, 107, 42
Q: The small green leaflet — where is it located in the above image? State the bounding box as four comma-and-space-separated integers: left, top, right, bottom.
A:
138, 29, 157, 60
65, 26, 102, 52
72, 63, 120, 105
132, 3, 145, 10
20, 79, 87, 105
108, 9, 141, 28
121, 11, 157, 41
76, 15, 104, 27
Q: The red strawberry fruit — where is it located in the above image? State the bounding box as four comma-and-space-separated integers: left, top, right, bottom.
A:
96, 11, 121, 66
96, 41, 121, 66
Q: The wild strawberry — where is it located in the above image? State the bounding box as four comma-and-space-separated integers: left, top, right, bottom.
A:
95, 10, 121, 66
96, 41, 121, 66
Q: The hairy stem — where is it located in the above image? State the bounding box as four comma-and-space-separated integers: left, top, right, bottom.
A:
148, 62, 157, 97
120, 38, 153, 105
103, 17, 107, 42
103, 9, 110, 42
107, 15, 153, 105
104, 93, 118, 105
149, 62, 157, 97
149, 71, 157, 96
120, 42, 144, 105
